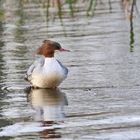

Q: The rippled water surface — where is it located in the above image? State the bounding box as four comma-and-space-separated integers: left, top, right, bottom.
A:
0, 0, 140, 139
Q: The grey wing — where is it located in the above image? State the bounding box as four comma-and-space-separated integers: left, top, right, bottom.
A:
56, 60, 68, 75
25, 57, 45, 82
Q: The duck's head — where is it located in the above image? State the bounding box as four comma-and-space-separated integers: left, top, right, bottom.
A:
36, 40, 70, 57
36, 40, 69, 57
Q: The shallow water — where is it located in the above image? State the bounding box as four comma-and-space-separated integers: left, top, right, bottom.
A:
0, 0, 140, 139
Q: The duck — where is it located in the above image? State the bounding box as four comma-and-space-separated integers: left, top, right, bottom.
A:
25, 40, 69, 88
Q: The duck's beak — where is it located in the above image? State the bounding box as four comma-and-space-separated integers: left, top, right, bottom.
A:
59, 48, 70, 52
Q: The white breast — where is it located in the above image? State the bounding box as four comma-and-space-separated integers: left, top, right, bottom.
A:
31, 58, 67, 88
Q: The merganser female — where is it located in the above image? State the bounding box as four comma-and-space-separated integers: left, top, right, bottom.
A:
25, 40, 69, 88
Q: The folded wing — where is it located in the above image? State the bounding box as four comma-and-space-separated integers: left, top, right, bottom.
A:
25, 58, 45, 82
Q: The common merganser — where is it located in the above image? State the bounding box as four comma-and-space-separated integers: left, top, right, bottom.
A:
25, 40, 69, 88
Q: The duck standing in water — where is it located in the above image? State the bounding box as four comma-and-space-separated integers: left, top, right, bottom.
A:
25, 40, 69, 88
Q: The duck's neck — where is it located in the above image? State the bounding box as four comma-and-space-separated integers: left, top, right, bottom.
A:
44, 57, 56, 66
44, 54, 54, 57
44, 57, 55, 60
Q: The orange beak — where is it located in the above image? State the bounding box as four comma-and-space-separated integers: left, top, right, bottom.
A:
59, 48, 70, 52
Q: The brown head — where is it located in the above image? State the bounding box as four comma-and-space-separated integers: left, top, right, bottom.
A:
36, 40, 70, 57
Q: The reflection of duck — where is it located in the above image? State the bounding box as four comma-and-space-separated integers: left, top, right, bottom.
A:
25, 88, 68, 139
27, 88, 68, 122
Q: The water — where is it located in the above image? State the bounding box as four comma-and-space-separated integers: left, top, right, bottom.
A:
0, 0, 140, 139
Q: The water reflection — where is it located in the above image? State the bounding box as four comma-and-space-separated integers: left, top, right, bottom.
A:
129, 0, 135, 52
130, 18, 134, 52
26, 87, 68, 139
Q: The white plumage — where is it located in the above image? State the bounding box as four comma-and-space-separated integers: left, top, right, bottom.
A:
25, 57, 68, 88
